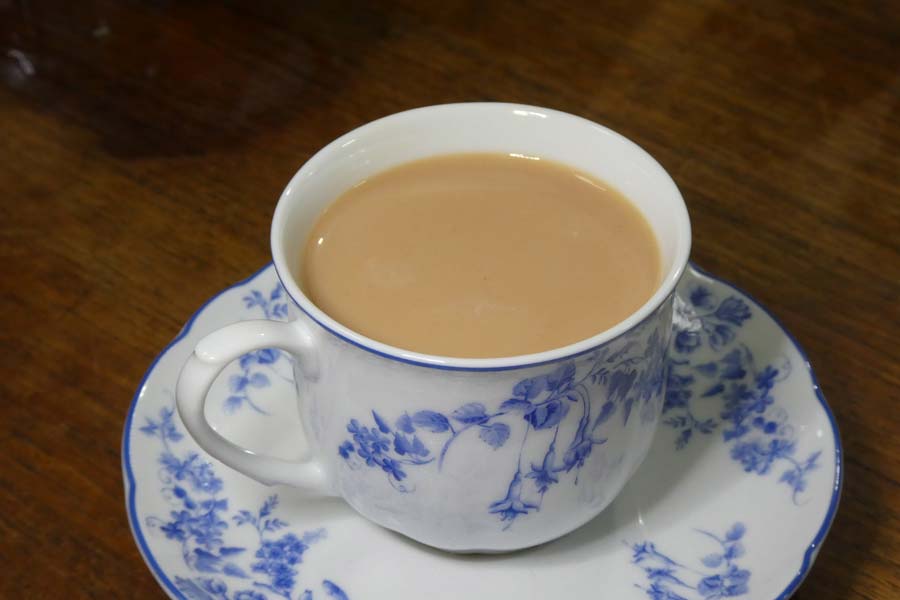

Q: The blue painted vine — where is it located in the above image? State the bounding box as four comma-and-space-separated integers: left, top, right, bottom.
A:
140, 406, 349, 600
224, 284, 293, 415
339, 324, 666, 528
631, 522, 751, 599
664, 284, 820, 503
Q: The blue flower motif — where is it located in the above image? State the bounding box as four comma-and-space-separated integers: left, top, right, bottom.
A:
379, 457, 407, 481
346, 419, 391, 465
229, 372, 270, 393
524, 398, 569, 430
631, 523, 751, 599
527, 444, 559, 494
144, 407, 348, 600
337, 320, 668, 527
666, 286, 820, 502
562, 437, 596, 472
200, 578, 227, 595
664, 370, 694, 412
730, 438, 795, 476
714, 297, 751, 326
690, 286, 715, 309
250, 532, 312, 595
676, 288, 754, 353
338, 441, 354, 459
225, 283, 293, 414
140, 407, 183, 442
489, 473, 538, 525
239, 348, 280, 370
675, 330, 702, 354
779, 451, 820, 498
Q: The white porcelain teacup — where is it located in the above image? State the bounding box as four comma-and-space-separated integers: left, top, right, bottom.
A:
176, 103, 691, 552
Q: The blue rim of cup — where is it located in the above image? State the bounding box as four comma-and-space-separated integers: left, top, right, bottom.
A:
121, 261, 842, 600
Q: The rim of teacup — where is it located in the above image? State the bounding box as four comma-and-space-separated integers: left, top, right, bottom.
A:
271, 103, 691, 371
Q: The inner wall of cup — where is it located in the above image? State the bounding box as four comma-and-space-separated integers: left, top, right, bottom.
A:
276, 105, 686, 298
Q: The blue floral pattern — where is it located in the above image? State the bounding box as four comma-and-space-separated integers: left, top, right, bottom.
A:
665, 285, 820, 502
225, 285, 293, 415
631, 522, 751, 599
141, 406, 349, 600
339, 323, 668, 528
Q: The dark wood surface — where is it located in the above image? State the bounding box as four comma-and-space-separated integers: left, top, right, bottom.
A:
2, 1, 898, 597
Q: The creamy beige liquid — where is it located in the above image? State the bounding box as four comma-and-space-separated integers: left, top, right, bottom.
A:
301, 153, 661, 358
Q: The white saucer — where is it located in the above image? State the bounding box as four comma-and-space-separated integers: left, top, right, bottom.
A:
123, 264, 841, 600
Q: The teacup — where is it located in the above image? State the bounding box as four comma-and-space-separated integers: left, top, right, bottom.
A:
176, 103, 691, 552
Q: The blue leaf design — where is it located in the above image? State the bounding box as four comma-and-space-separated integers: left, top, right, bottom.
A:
546, 362, 576, 391
233, 510, 254, 526
175, 577, 216, 600
690, 286, 715, 308
715, 297, 751, 325
323, 580, 350, 600
193, 548, 222, 572
725, 522, 746, 541
393, 433, 429, 457
804, 450, 821, 470
513, 375, 547, 400
260, 495, 277, 517
525, 399, 569, 430
664, 416, 687, 428
302, 528, 326, 544
249, 372, 270, 388
720, 350, 747, 380
222, 563, 248, 577
696, 419, 717, 434
256, 348, 279, 364
702, 553, 723, 568
592, 401, 616, 428
694, 361, 718, 376
224, 396, 244, 415
146, 406, 346, 600
500, 398, 533, 412
372, 411, 391, 434
724, 541, 745, 559
608, 370, 637, 401
697, 574, 725, 597
411, 410, 450, 433
451, 403, 489, 424
479, 423, 510, 449
702, 383, 725, 397
395, 413, 415, 434
632, 523, 751, 600
229, 374, 248, 392
710, 324, 735, 350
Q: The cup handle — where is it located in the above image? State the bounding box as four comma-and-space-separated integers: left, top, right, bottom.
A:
176, 319, 332, 494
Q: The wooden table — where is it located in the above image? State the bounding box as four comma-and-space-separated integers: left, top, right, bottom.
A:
3, 1, 898, 597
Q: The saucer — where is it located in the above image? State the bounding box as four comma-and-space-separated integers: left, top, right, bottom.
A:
123, 264, 841, 600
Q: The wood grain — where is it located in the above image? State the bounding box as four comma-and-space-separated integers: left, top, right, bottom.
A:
2, 1, 898, 597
